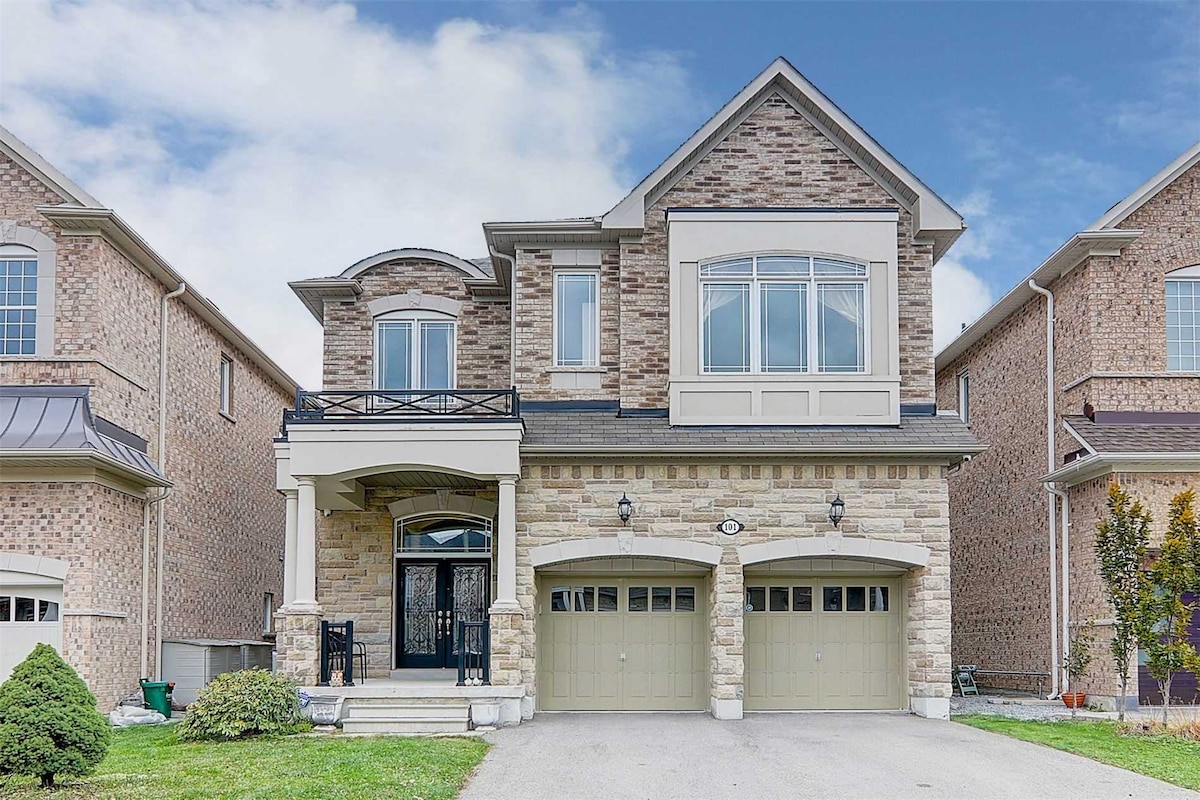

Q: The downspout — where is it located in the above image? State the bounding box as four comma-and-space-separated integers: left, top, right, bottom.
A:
1028, 279, 1061, 698
1048, 481, 1071, 693
154, 281, 186, 680
489, 245, 517, 387
141, 487, 170, 678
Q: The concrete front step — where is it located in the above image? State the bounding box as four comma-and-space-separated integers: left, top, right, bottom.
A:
344, 702, 471, 721
341, 717, 470, 735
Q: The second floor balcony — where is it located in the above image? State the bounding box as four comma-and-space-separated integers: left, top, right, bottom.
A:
283, 388, 521, 430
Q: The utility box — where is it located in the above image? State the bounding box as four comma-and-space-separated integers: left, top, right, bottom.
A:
162, 639, 273, 707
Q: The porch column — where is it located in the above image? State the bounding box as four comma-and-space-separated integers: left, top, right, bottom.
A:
491, 475, 519, 611
291, 476, 320, 611
282, 489, 298, 607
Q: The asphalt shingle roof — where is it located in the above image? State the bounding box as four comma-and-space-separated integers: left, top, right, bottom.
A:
0, 385, 166, 480
1064, 415, 1200, 455
521, 410, 983, 454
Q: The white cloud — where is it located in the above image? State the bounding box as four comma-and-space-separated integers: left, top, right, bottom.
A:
933, 257, 993, 352
0, 0, 693, 388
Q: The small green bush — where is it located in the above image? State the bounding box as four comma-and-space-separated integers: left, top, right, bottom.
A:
177, 669, 308, 741
0, 643, 111, 789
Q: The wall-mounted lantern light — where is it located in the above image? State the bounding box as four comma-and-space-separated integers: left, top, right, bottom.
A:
828, 495, 846, 528
617, 493, 633, 525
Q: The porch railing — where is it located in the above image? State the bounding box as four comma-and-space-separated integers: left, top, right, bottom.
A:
283, 388, 520, 429
319, 620, 356, 687
456, 620, 490, 686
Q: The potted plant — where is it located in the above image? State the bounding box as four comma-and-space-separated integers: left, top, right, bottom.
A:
1062, 622, 1095, 716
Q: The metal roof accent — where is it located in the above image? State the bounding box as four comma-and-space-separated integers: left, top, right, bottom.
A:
520, 409, 983, 458
0, 385, 169, 486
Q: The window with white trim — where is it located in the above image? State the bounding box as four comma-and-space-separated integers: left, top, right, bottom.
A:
0, 251, 38, 355
553, 271, 599, 367
219, 354, 234, 416
700, 255, 867, 374
958, 372, 970, 424
375, 310, 456, 390
1167, 271, 1199, 371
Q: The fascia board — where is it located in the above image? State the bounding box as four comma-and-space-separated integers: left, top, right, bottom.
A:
1088, 142, 1200, 230
0, 449, 173, 488
38, 205, 302, 392
1061, 419, 1097, 455
1043, 452, 1200, 486
935, 229, 1143, 370
520, 443, 988, 458
0, 126, 102, 207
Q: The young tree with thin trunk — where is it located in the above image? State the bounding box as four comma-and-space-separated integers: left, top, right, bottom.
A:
1138, 488, 1200, 724
1094, 482, 1150, 721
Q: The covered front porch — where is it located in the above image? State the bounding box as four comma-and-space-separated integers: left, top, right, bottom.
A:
272, 389, 527, 728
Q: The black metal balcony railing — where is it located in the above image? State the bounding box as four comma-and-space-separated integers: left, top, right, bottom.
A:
283, 388, 520, 428
456, 620, 491, 686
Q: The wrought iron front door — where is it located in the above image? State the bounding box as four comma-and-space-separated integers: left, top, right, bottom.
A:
397, 561, 489, 669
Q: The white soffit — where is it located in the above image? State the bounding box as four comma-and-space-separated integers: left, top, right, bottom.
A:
601, 57, 964, 246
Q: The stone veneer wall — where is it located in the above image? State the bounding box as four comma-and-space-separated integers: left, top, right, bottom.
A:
315, 487, 498, 679
619, 94, 936, 410
513, 461, 952, 711
322, 257, 511, 391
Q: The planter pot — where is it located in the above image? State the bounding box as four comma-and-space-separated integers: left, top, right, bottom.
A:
1061, 692, 1087, 709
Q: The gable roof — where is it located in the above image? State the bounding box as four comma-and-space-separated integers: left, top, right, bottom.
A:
601, 57, 965, 261
0, 125, 301, 393
935, 142, 1200, 371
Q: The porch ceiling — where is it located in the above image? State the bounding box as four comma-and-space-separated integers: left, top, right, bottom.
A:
356, 470, 490, 490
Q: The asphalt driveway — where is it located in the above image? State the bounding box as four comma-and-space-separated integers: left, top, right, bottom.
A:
460, 712, 1196, 800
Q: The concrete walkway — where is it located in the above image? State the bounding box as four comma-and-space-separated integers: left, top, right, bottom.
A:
460, 712, 1197, 800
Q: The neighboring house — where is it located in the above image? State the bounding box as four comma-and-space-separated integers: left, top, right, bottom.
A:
275, 57, 981, 730
0, 126, 298, 709
936, 143, 1200, 708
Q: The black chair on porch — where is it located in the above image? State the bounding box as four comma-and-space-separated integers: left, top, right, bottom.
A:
319, 620, 367, 685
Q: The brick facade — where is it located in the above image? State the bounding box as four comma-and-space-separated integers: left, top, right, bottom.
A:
1, 149, 292, 708
936, 160, 1200, 702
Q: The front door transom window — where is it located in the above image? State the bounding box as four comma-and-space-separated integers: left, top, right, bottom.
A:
395, 515, 492, 555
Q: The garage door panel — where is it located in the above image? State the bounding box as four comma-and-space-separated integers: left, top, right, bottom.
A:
539, 577, 707, 711
745, 577, 901, 711
0, 582, 64, 683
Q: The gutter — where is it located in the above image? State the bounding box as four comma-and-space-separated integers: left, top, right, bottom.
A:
0, 449, 171, 487
1043, 451, 1200, 486
1028, 279, 1061, 699
154, 281, 186, 680
488, 245, 518, 388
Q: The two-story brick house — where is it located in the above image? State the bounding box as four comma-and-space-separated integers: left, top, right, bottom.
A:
275, 58, 981, 731
936, 143, 1200, 708
0, 126, 298, 708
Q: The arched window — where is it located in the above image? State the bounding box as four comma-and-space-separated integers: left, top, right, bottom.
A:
1166, 265, 1200, 372
374, 309, 456, 391
699, 254, 868, 375
0, 244, 40, 355
394, 514, 492, 555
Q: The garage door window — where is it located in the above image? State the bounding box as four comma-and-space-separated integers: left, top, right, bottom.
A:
823, 586, 843, 612
1, 596, 57, 622
870, 587, 889, 612
549, 585, 618, 613
746, 585, 815, 613
629, 586, 695, 612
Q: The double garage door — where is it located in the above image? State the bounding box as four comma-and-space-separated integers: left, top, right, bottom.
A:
537, 578, 707, 710
745, 577, 902, 710
537, 573, 902, 712
0, 583, 63, 682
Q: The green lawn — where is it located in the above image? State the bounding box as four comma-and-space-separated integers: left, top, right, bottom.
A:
0, 725, 489, 799
958, 716, 1200, 791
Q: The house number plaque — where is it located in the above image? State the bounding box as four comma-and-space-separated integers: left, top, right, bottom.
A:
716, 518, 744, 536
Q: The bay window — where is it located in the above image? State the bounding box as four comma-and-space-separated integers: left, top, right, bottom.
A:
554, 271, 599, 367
700, 254, 867, 374
375, 311, 456, 391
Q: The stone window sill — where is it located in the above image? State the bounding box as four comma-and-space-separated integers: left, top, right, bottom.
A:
546, 366, 608, 374
219, 411, 237, 424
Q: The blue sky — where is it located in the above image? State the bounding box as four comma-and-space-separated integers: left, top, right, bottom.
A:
2, 1, 1197, 387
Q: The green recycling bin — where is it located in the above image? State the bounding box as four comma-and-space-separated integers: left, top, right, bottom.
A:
140, 679, 174, 718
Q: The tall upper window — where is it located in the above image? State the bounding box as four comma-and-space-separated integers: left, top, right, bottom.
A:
958, 372, 970, 424
554, 271, 599, 367
376, 311, 456, 390
0, 255, 38, 355
219, 354, 234, 416
1167, 272, 1199, 371
700, 255, 867, 375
